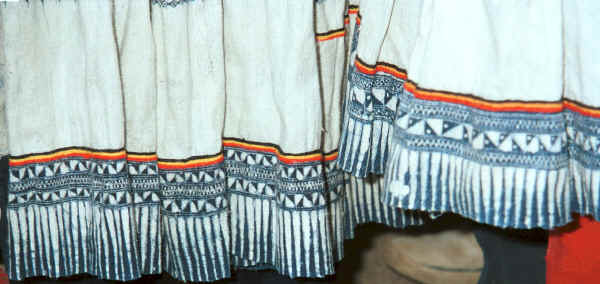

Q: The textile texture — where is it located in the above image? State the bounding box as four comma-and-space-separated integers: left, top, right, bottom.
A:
546, 215, 600, 284
338, 0, 600, 230
0, 0, 423, 282
0, 157, 7, 267
546, 3, 600, 282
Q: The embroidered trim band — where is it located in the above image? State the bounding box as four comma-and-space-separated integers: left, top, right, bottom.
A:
337, 55, 407, 177
7, 137, 423, 281
316, 28, 346, 42
382, 77, 600, 229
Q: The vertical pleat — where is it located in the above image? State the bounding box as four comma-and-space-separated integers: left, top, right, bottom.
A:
384, 143, 575, 229
161, 211, 230, 282
337, 23, 401, 178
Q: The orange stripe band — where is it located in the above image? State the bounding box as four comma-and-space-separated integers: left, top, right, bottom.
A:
127, 153, 158, 163
10, 149, 126, 166
404, 81, 564, 114
374, 63, 408, 80
129, 152, 223, 170
354, 58, 407, 80
223, 139, 338, 164
10, 140, 342, 168
324, 152, 338, 162
408, 82, 600, 117
316, 29, 345, 42
157, 154, 224, 170
344, 16, 350, 25
564, 99, 600, 118
354, 58, 376, 75
348, 6, 359, 14
354, 58, 600, 117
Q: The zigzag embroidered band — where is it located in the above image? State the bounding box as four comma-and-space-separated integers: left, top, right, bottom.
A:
340, 54, 600, 229
6, 137, 422, 281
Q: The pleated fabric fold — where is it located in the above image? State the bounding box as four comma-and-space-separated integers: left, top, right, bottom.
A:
5, 144, 423, 281
1, 0, 426, 281
565, 106, 600, 221
382, 87, 571, 229
336, 13, 400, 178
5, 151, 231, 282
334, 0, 600, 231
225, 140, 424, 277
383, 98, 600, 230
336, 0, 406, 178
378, 0, 600, 230
338, 61, 403, 177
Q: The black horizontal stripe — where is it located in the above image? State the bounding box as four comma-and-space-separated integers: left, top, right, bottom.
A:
355, 56, 375, 69
9, 146, 124, 160
564, 98, 600, 111
157, 152, 222, 163
126, 151, 156, 156
223, 137, 335, 158
376, 61, 407, 74
405, 78, 564, 105
315, 27, 345, 37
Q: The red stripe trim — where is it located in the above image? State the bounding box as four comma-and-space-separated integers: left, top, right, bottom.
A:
316, 30, 346, 42
404, 81, 564, 114
127, 154, 157, 163
316, 27, 345, 42
10, 151, 126, 166
157, 155, 224, 170
354, 58, 407, 80
223, 139, 338, 165
10, 141, 343, 168
354, 58, 600, 117
564, 100, 600, 118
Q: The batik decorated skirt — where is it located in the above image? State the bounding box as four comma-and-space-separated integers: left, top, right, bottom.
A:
0, 0, 423, 281
339, 0, 600, 229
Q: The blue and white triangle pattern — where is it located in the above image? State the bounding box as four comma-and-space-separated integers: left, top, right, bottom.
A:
8, 158, 129, 206
385, 88, 600, 229
225, 147, 345, 210
337, 21, 404, 178
337, 66, 403, 177
159, 165, 227, 215
565, 110, 600, 218
393, 96, 568, 168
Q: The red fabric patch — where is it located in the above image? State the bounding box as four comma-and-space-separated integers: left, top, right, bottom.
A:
0, 266, 8, 284
547, 215, 600, 283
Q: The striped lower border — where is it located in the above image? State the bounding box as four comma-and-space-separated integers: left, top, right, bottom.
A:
384, 144, 574, 229
5, 138, 423, 281
337, 56, 407, 177
381, 78, 600, 229
316, 28, 345, 42
382, 138, 600, 229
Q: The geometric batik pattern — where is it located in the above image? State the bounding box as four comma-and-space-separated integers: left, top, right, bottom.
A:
7, 156, 141, 280
565, 110, 600, 220
4, 2, 424, 282
383, 83, 600, 229
225, 144, 345, 278
5, 138, 424, 282
337, 22, 404, 177
5, 151, 231, 282
224, 140, 424, 278
157, 160, 230, 282
338, 65, 403, 177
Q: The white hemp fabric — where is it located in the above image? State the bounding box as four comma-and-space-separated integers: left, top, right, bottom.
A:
0, 0, 422, 281
338, 0, 600, 229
